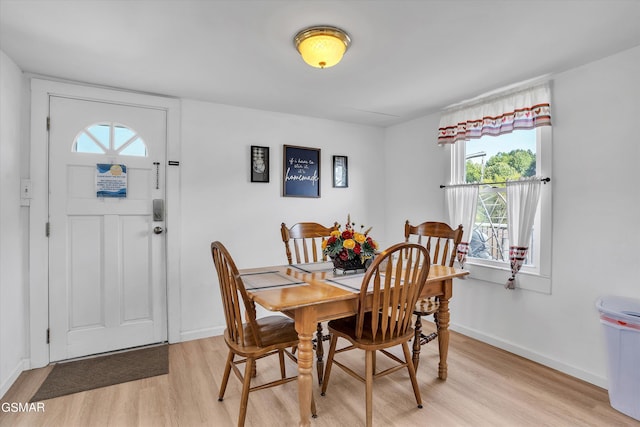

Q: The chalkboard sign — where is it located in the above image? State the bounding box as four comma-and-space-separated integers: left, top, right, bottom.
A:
283, 145, 321, 198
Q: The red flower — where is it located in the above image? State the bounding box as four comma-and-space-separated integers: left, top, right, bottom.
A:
353, 244, 362, 255
342, 230, 353, 239
327, 236, 337, 245
339, 249, 349, 260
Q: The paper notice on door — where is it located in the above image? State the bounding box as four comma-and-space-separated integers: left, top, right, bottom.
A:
96, 163, 127, 198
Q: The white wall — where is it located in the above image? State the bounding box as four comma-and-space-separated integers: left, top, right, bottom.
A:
0, 51, 27, 397
382, 113, 449, 240
383, 45, 640, 387
178, 99, 386, 340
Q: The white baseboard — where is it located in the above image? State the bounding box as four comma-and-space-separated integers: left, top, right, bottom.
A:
450, 323, 609, 389
179, 326, 224, 343
0, 358, 29, 399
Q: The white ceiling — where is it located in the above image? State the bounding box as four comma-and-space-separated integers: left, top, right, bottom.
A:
1, 0, 639, 127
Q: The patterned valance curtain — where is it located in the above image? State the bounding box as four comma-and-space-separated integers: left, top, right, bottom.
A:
505, 177, 542, 289
446, 184, 479, 268
438, 83, 551, 145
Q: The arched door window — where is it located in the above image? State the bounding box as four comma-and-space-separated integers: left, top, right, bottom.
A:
73, 123, 147, 157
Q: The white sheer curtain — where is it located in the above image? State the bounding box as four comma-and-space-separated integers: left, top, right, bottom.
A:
446, 184, 479, 268
505, 177, 542, 289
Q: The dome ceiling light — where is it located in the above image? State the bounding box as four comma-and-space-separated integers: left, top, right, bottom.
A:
294, 26, 351, 69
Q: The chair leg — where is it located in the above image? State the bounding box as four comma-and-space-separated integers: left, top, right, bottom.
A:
218, 351, 234, 401
420, 311, 439, 345
320, 334, 338, 396
238, 357, 254, 427
251, 359, 257, 378
372, 349, 376, 375
316, 322, 325, 385
278, 349, 286, 379
402, 342, 423, 409
412, 315, 422, 371
311, 391, 318, 418
365, 350, 374, 427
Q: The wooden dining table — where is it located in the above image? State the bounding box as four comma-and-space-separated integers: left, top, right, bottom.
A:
238, 261, 468, 427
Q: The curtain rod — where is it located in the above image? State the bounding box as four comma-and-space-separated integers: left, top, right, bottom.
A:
440, 177, 550, 189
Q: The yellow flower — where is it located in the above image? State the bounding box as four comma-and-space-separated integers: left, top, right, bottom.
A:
354, 233, 366, 244
343, 239, 356, 249
330, 230, 341, 237
321, 239, 328, 250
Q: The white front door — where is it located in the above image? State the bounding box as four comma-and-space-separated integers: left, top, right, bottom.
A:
48, 96, 167, 361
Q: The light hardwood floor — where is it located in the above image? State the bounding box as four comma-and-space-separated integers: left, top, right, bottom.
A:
1, 325, 638, 427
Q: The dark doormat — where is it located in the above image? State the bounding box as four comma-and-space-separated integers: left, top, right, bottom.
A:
30, 344, 169, 402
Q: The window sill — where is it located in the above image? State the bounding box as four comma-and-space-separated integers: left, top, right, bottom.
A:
464, 262, 551, 294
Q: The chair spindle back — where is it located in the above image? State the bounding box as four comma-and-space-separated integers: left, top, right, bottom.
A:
281, 222, 339, 264
355, 242, 430, 341
404, 221, 463, 267
211, 241, 262, 347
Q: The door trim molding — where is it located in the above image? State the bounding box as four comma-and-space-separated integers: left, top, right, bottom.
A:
29, 78, 182, 368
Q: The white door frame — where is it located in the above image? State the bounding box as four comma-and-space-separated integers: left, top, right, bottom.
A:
29, 78, 182, 368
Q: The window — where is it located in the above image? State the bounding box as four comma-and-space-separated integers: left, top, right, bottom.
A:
466, 129, 536, 263
73, 123, 147, 157
451, 126, 552, 291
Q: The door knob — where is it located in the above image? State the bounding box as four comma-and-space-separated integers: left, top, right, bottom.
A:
153, 226, 164, 234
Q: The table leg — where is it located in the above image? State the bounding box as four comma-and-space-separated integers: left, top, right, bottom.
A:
316, 322, 325, 385
437, 295, 450, 380
295, 307, 316, 427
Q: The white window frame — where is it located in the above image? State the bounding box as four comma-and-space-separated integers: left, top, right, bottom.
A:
450, 126, 552, 293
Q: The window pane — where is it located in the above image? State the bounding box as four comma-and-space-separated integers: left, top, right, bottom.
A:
472, 189, 508, 261
113, 125, 136, 150
465, 130, 536, 184
73, 123, 147, 157
119, 137, 147, 157
74, 131, 105, 154
87, 124, 110, 147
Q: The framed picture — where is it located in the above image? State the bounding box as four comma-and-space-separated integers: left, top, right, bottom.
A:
332, 155, 348, 188
250, 146, 269, 182
283, 145, 320, 198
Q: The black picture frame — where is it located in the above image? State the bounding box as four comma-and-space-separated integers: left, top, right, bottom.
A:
332, 155, 348, 188
283, 145, 321, 198
250, 146, 269, 183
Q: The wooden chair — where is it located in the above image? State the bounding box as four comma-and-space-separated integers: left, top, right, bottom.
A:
320, 242, 431, 427
211, 241, 316, 427
404, 220, 463, 370
280, 221, 338, 385
280, 222, 338, 265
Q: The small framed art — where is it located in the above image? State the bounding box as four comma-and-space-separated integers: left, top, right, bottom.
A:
332, 155, 348, 188
251, 146, 269, 182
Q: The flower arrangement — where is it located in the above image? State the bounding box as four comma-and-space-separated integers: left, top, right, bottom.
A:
322, 215, 378, 263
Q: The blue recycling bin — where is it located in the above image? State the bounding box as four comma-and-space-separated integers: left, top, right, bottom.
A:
596, 296, 640, 421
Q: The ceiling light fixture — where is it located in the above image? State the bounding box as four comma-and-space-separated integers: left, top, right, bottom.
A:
294, 26, 351, 69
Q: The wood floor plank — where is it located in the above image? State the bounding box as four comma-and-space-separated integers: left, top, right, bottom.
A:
1, 327, 637, 426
